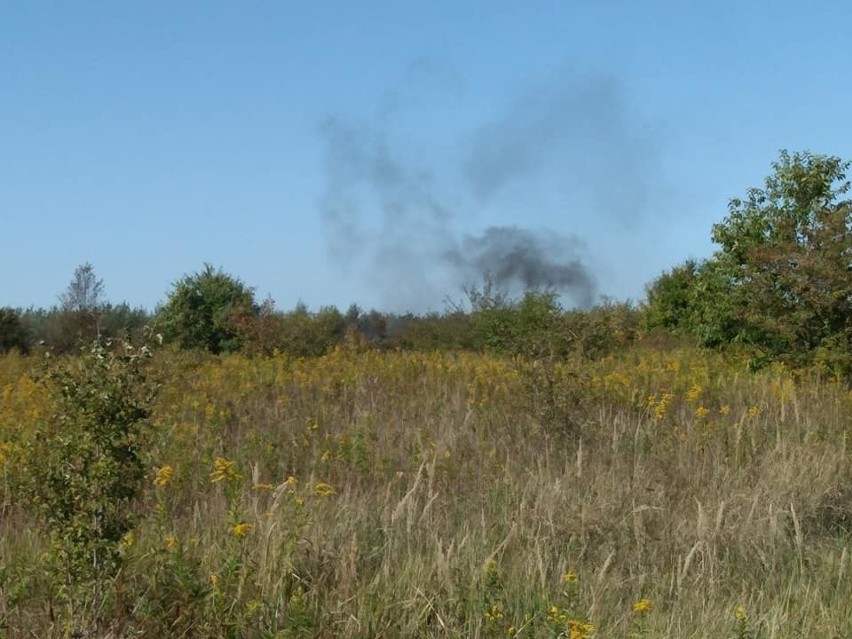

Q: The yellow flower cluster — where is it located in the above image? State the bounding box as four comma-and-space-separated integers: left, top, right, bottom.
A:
632, 598, 652, 614
567, 619, 595, 639
153, 465, 174, 487
483, 603, 504, 622
314, 482, 336, 497
210, 457, 240, 483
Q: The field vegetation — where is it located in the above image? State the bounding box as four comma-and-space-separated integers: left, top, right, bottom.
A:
0, 150, 850, 637
1, 340, 852, 637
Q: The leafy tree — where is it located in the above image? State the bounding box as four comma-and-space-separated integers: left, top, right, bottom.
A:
156, 264, 257, 353
644, 260, 700, 334
0, 307, 29, 354
704, 150, 852, 370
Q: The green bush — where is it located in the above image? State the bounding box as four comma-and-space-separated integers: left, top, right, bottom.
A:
24, 338, 158, 635
156, 264, 257, 354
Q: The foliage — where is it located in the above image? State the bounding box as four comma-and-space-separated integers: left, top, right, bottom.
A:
22, 337, 157, 634
645, 150, 852, 375
231, 300, 347, 357
16, 304, 150, 354
643, 260, 700, 334
0, 308, 29, 354
2, 345, 852, 635
156, 264, 257, 354
708, 150, 852, 371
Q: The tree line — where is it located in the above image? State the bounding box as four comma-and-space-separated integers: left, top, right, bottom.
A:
3, 150, 851, 376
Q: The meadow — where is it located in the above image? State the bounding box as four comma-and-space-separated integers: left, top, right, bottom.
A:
1, 343, 851, 638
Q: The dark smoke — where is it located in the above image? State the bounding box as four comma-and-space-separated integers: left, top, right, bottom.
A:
318, 65, 658, 311
446, 226, 595, 307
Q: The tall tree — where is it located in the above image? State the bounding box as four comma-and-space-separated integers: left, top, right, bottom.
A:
59, 262, 105, 314
708, 150, 852, 370
57, 263, 106, 345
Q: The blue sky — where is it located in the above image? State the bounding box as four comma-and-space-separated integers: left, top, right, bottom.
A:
2, 1, 850, 313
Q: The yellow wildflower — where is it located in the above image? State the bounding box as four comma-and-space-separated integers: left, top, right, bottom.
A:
561, 570, 578, 583
165, 534, 178, 550
153, 465, 174, 487
695, 406, 710, 419
210, 573, 220, 587
747, 406, 760, 418
567, 619, 595, 639
632, 598, 652, 614
231, 522, 252, 538
685, 383, 702, 404
119, 530, 135, 551
254, 482, 274, 491
314, 482, 336, 497
484, 603, 504, 622
654, 392, 673, 420
735, 606, 747, 622
210, 457, 240, 483
720, 404, 731, 415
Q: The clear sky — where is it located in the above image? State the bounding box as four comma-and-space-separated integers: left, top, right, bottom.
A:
2, 1, 850, 313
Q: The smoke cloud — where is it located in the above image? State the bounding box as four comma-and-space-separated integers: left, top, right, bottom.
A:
318, 65, 659, 311
445, 226, 595, 307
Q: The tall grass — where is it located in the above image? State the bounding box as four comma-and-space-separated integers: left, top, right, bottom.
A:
1, 345, 851, 637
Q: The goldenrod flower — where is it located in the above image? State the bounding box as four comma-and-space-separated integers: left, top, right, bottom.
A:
483, 603, 504, 622
211, 457, 240, 483
695, 406, 710, 419
685, 383, 702, 404
165, 534, 178, 550
632, 598, 652, 614
561, 570, 578, 583
231, 522, 252, 538
119, 530, 135, 551
314, 482, 336, 497
153, 465, 174, 487
567, 619, 595, 639
254, 482, 274, 491
735, 606, 747, 622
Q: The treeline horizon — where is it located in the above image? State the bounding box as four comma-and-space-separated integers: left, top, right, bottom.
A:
3, 148, 852, 379
0, 265, 647, 360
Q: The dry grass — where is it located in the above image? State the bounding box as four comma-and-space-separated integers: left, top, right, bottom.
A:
1, 346, 851, 637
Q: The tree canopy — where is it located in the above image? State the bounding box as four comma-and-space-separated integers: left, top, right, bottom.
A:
646, 150, 852, 374
156, 264, 257, 354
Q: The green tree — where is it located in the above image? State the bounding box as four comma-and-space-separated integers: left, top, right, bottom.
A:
156, 264, 257, 353
644, 260, 699, 334
707, 150, 852, 370
0, 307, 29, 354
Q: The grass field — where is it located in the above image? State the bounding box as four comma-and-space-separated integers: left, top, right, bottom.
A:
1, 345, 851, 637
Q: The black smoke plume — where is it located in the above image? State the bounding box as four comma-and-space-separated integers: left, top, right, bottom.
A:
318, 65, 658, 311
